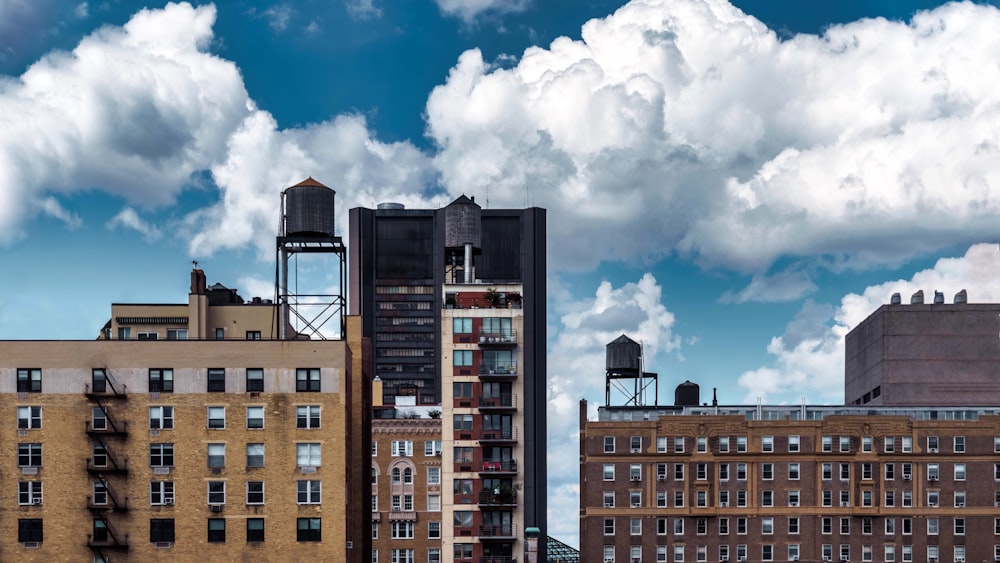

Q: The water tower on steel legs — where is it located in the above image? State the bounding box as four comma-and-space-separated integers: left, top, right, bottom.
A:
275, 177, 347, 340
605, 334, 658, 406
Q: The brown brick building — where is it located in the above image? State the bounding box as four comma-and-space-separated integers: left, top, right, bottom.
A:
372, 417, 443, 562
0, 269, 368, 563
580, 400, 1000, 563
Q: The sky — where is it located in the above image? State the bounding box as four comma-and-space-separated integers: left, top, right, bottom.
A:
4, 0, 1000, 549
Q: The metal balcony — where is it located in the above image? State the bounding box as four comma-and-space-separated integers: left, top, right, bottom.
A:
477, 394, 516, 410
479, 459, 518, 474
478, 427, 518, 442
478, 330, 517, 346
478, 490, 517, 507
478, 524, 517, 539
478, 362, 518, 379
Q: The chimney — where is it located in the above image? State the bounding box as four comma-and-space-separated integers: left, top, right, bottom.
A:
190, 269, 207, 295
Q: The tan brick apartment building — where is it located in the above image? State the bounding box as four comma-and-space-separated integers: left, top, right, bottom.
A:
580, 401, 1000, 563
0, 269, 368, 563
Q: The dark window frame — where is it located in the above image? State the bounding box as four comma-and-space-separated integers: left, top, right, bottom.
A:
247, 518, 265, 542
296, 368, 321, 392
246, 368, 264, 392
296, 518, 321, 542
150, 518, 175, 543
208, 518, 226, 543
17, 368, 42, 393
207, 368, 225, 393
149, 369, 174, 393
18, 518, 43, 543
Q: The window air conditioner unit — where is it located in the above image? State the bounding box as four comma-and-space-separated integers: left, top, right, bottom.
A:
720, 557, 728, 562
604, 502, 614, 508
630, 448, 641, 453
902, 474, 911, 480
928, 476, 938, 481
840, 502, 849, 507
210, 504, 223, 512
789, 501, 798, 507
631, 476, 641, 481
631, 503, 641, 508
928, 502, 937, 507
928, 447, 938, 453
604, 559, 615, 563
841, 557, 850, 562
720, 501, 728, 507
32, 499, 42, 505
928, 558, 937, 563
792, 558, 799, 562
955, 558, 965, 563
738, 557, 747, 562
22, 542, 40, 549
657, 475, 666, 481
957, 502, 964, 507
823, 557, 831, 562
154, 542, 172, 549
163, 497, 174, 505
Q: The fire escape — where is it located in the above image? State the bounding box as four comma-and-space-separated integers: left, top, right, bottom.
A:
85, 368, 130, 557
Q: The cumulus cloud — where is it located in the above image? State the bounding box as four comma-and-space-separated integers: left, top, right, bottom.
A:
345, 0, 381, 20
427, 0, 1000, 274
546, 273, 682, 543
719, 268, 817, 303
36, 196, 82, 229
434, 0, 529, 24
261, 4, 292, 32
0, 2, 251, 244
0, 1, 436, 256
106, 207, 160, 242
75, 2, 87, 18
738, 243, 1000, 403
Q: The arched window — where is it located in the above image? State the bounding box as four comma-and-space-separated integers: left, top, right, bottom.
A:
403, 468, 413, 484
371, 467, 377, 484
392, 467, 401, 483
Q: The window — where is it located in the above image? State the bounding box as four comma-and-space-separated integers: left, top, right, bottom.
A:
150, 481, 174, 505
822, 517, 832, 534
138, 331, 157, 340
885, 490, 895, 506
928, 518, 939, 535
391, 440, 413, 456
822, 490, 832, 507
862, 491, 873, 506
718, 436, 729, 452
862, 436, 872, 452
955, 463, 966, 481
427, 467, 441, 485
719, 518, 729, 535
208, 518, 226, 543
453, 317, 473, 333
902, 436, 912, 452
840, 490, 850, 506
17, 368, 42, 393
455, 544, 473, 560
297, 443, 320, 467
954, 490, 966, 507
954, 436, 965, 453
719, 463, 729, 481
603, 464, 615, 481
392, 521, 415, 539
391, 550, 415, 563
675, 437, 685, 453
208, 406, 226, 429
247, 518, 264, 542
92, 368, 107, 392
630, 464, 642, 481
840, 462, 850, 480
297, 480, 321, 504
822, 463, 833, 480
428, 549, 441, 563
149, 406, 174, 430
762, 436, 773, 452
737, 517, 747, 535
696, 463, 708, 480
92, 481, 107, 506
207, 368, 225, 392
296, 368, 321, 392
675, 491, 685, 507
788, 490, 800, 506
737, 490, 747, 507
17, 406, 41, 429
841, 518, 850, 534
697, 436, 707, 452
788, 435, 800, 452
902, 491, 912, 507
762, 463, 773, 480
427, 494, 440, 511
631, 436, 642, 452
630, 518, 642, 535
736, 463, 747, 480
246, 368, 264, 392
246, 330, 261, 340
954, 518, 965, 535
207, 444, 225, 468
149, 369, 173, 393
762, 490, 773, 506
19, 518, 43, 543
675, 518, 685, 535
789, 463, 800, 480
428, 521, 440, 539
297, 518, 321, 542
927, 436, 939, 451
246, 444, 264, 468
822, 436, 833, 452
736, 436, 747, 452
295, 405, 321, 429
886, 518, 896, 535
885, 463, 895, 480
208, 481, 226, 505
241, 406, 264, 430
150, 519, 175, 543
18, 443, 42, 467
788, 517, 800, 534
885, 437, 895, 452
424, 440, 442, 456
928, 463, 939, 480
761, 544, 773, 561
18, 482, 42, 505
453, 350, 473, 367
762, 517, 774, 534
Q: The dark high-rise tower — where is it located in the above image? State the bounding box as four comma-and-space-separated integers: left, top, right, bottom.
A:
349, 197, 548, 560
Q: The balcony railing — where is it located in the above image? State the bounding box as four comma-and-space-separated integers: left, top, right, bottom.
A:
477, 394, 516, 409
479, 459, 518, 473
478, 330, 517, 345
478, 490, 518, 507
479, 523, 517, 538
478, 362, 518, 378
478, 427, 518, 442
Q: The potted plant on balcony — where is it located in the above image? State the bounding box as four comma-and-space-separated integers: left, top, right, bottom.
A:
444, 295, 456, 309
506, 292, 522, 309
484, 287, 501, 308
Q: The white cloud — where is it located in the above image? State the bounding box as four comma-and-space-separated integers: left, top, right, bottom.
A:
738, 243, 1000, 403
75, 2, 87, 18
0, 2, 251, 244
546, 273, 682, 546
106, 207, 160, 241
261, 4, 292, 32
427, 0, 1000, 274
434, 0, 529, 24
719, 269, 817, 303
345, 0, 381, 20
36, 196, 83, 229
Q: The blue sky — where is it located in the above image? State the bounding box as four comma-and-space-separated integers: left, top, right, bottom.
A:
5, 0, 1000, 548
